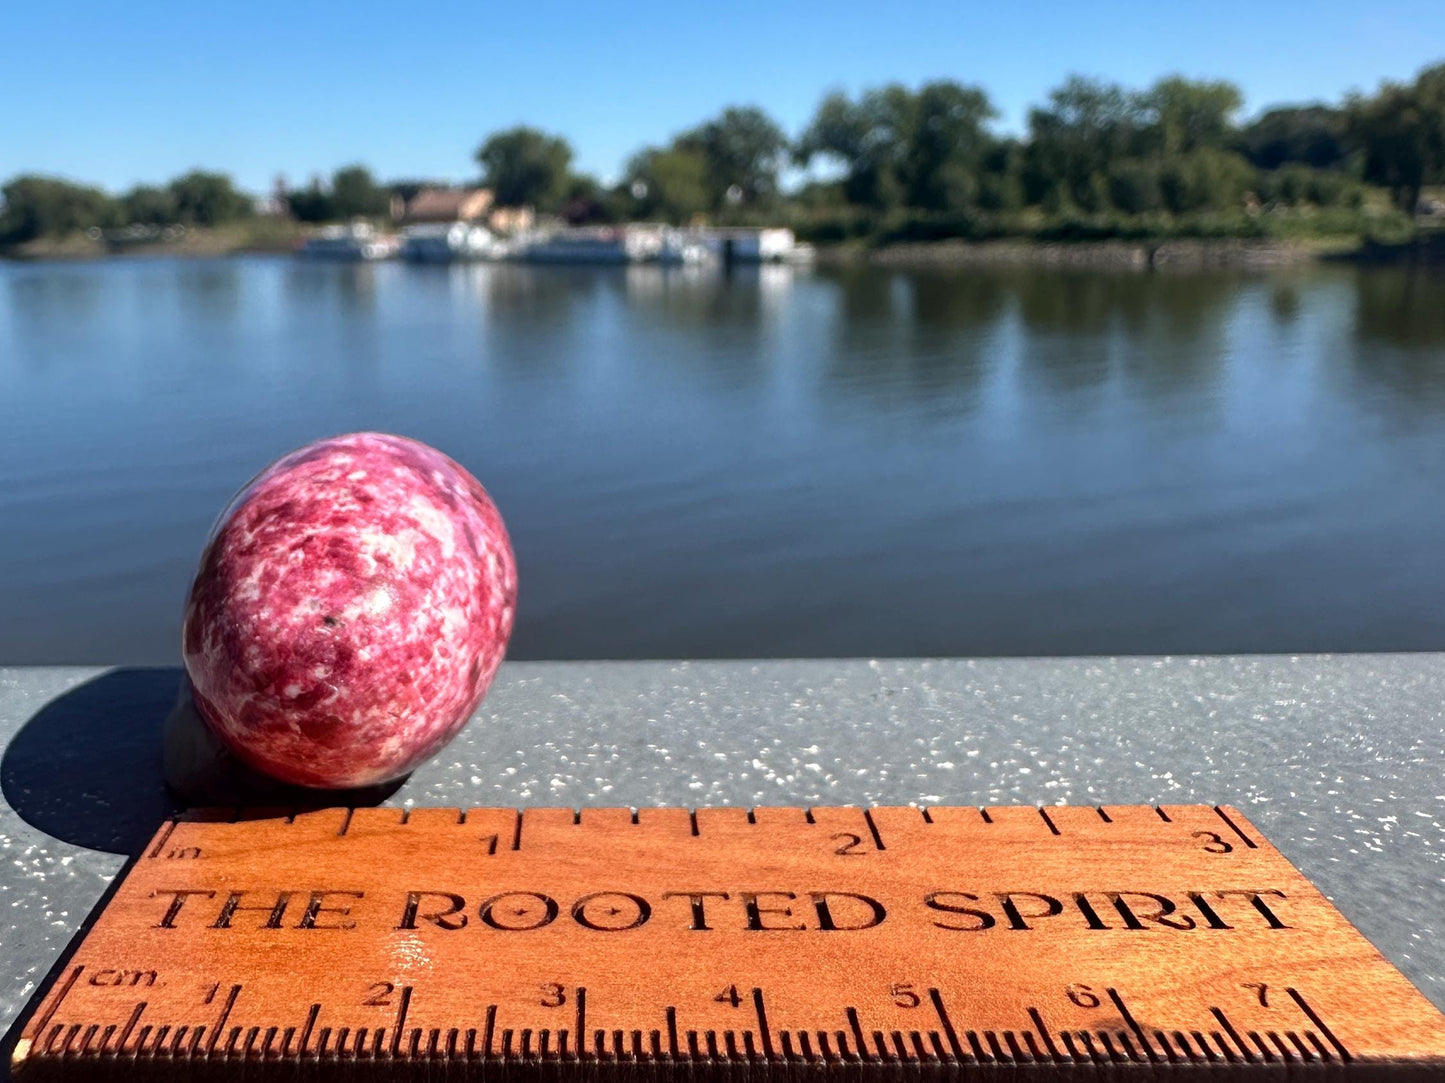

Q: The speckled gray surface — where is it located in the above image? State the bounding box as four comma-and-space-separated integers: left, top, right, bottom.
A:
2, 656, 1443, 1048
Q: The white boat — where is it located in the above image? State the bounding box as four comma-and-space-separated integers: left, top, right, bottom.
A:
692, 227, 805, 264
299, 222, 399, 261
401, 222, 501, 263
519, 225, 673, 264
657, 231, 714, 265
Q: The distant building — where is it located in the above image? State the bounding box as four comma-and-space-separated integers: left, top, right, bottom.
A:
402, 187, 495, 224
487, 205, 535, 235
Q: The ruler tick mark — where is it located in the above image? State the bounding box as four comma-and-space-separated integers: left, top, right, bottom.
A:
1213, 806, 1258, 848
1108, 988, 1159, 1061
1287, 988, 1351, 1062
1038, 808, 1061, 835
752, 988, 774, 1057
928, 988, 963, 1060
575, 986, 586, 1051
146, 821, 178, 859
1028, 1008, 1061, 1060
863, 808, 886, 850
206, 984, 241, 1054
115, 1002, 145, 1055
846, 1007, 870, 1060
298, 1003, 319, 1056
22, 964, 82, 1044
1211, 1006, 1255, 1062
389, 986, 412, 1057
1304, 1030, 1332, 1060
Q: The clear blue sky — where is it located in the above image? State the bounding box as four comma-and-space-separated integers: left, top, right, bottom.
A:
3, 0, 1441, 194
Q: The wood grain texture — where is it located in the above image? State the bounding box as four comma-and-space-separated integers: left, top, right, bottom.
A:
11, 804, 1445, 1079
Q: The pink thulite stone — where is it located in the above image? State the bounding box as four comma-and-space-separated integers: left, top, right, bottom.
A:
182, 433, 516, 788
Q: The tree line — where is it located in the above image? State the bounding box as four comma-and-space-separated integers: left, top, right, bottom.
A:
4, 59, 1442, 247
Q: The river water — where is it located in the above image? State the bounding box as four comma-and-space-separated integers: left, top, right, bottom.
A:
1, 256, 1443, 663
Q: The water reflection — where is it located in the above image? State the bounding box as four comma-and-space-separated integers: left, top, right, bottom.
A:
817, 269, 1004, 419
1114, 275, 1236, 403
169, 260, 245, 322
1346, 267, 1445, 411
1270, 282, 1301, 323
283, 262, 380, 315
1353, 267, 1445, 347
4, 258, 1445, 662
6, 265, 107, 341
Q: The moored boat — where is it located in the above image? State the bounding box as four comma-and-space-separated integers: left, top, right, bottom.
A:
299, 222, 400, 261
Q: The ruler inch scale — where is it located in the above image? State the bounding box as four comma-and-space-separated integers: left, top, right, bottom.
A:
10, 804, 1445, 1079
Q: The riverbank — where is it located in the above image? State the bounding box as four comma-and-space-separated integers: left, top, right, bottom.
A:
815, 228, 1445, 269
0, 219, 302, 261
814, 237, 1350, 270
5, 225, 1442, 270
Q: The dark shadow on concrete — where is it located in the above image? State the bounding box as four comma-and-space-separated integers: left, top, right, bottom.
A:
1, 667, 403, 857
1, 668, 180, 856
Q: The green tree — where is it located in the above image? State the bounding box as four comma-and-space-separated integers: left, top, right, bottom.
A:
167, 171, 251, 226
558, 173, 619, 224
678, 105, 789, 210
905, 81, 996, 211
625, 146, 710, 222
331, 164, 389, 218
797, 86, 910, 209
475, 126, 573, 209
120, 184, 177, 226
1348, 62, 1445, 211
1024, 77, 1147, 208
1158, 149, 1255, 213
977, 140, 1025, 212
1144, 76, 1244, 155
1107, 160, 1163, 213
797, 81, 997, 212
286, 183, 337, 223
1257, 164, 1361, 207
0, 175, 118, 242
1238, 105, 1349, 170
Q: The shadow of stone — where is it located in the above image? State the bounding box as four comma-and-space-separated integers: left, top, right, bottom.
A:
1, 668, 180, 856
1, 668, 403, 857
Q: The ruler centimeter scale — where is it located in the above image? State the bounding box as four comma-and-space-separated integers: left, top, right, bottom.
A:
10, 804, 1445, 1079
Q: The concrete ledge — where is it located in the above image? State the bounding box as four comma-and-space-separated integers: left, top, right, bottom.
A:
2, 655, 1443, 1038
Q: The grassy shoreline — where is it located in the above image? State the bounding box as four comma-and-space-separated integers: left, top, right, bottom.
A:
0, 219, 303, 262
4, 222, 1440, 269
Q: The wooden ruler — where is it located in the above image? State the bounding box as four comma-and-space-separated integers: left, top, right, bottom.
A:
11, 805, 1445, 1079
